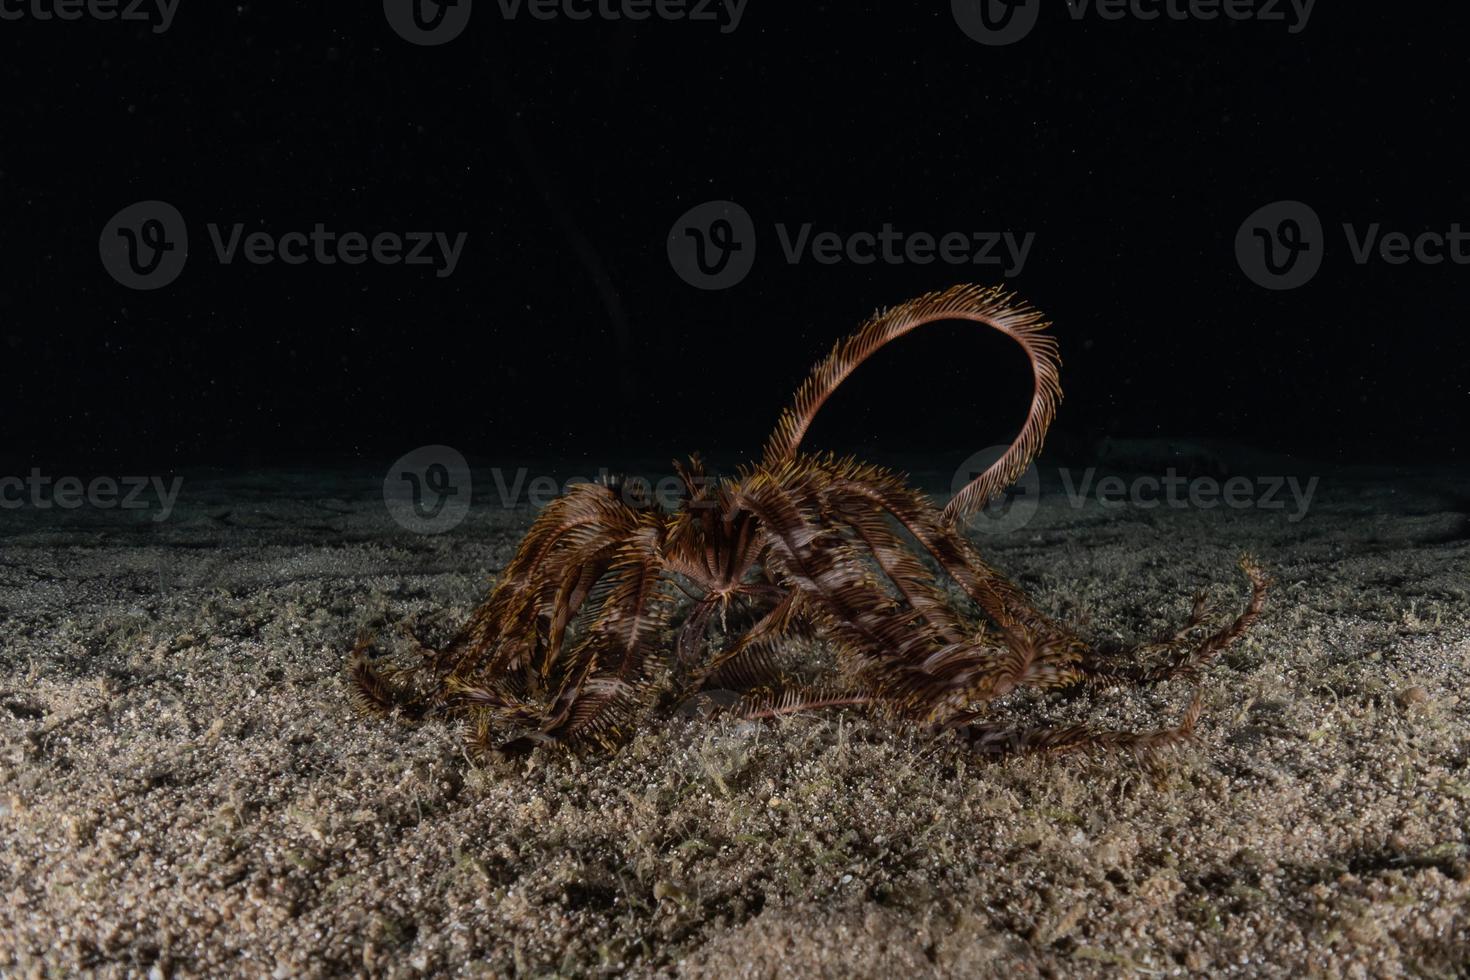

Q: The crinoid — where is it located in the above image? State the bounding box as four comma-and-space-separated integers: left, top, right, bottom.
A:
348, 284, 1268, 764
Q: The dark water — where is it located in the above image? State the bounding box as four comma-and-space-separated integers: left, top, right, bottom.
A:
2, 3, 1467, 480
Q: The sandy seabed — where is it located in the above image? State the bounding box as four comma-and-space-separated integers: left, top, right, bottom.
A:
1, 456, 1467, 977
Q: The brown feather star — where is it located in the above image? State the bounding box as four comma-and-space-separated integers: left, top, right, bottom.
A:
348, 284, 1268, 764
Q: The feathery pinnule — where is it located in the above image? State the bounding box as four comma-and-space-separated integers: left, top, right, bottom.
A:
347, 285, 1266, 766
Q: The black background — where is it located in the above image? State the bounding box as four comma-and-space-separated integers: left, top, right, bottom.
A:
2, 2, 1467, 473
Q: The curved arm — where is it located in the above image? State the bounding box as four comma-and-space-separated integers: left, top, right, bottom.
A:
759, 283, 1062, 526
